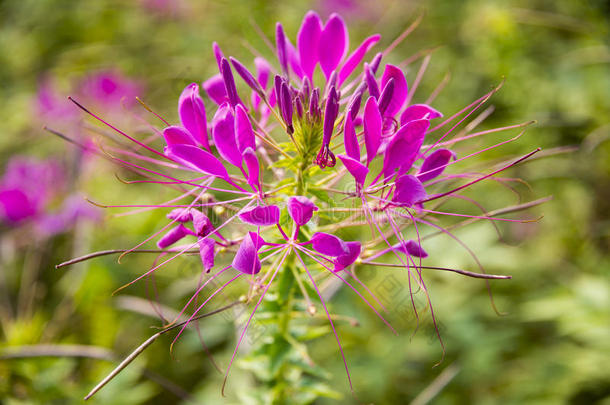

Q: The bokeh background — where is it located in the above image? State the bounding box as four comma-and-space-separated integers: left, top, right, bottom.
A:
0, 0, 608, 404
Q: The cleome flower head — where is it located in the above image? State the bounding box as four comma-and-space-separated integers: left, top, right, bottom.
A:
64, 10, 543, 399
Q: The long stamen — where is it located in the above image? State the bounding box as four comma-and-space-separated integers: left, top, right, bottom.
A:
221, 247, 290, 395
293, 249, 355, 395
296, 245, 396, 333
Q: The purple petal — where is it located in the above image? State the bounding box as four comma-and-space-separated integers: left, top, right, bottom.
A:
165, 144, 229, 180
157, 224, 192, 249
338, 34, 381, 86
198, 238, 215, 272
400, 104, 443, 126
400, 239, 428, 258
338, 155, 368, 187
239, 205, 280, 226
0, 189, 36, 223
333, 241, 362, 272
364, 63, 379, 100
230, 57, 264, 96
167, 208, 192, 222
212, 104, 242, 167
243, 147, 260, 190
295, 96, 304, 118
382, 118, 430, 178
369, 52, 383, 74
301, 76, 312, 98
212, 42, 224, 70
392, 175, 427, 207
363, 96, 382, 165
220, 58, 242, 107
163, 126, 196, 147
280, 81, 293, 129
232, 232, 262, 275
319, 13, 348, 79
178, 83, 209, 150
380, 64, 408, 117
297, 11, 323, 81
287, 196, 318, 226
275, 23, 289, 77
343, 113, 360, 161
309, 87, 320, 117
377, 78, 395, 116
202, 74, 228, 105
418, 149, 456, 182
311, 232, 349, 257
323, 86, 339, 145
347, 85, 364, 120
248, 231, 266, 250
190, 209, 213, 236
235, 104, 255, 153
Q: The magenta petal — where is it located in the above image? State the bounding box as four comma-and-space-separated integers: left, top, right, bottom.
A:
212, 42, 224, 70
311, 232, 349, 257
157, 224, 191, 249
202, 74, 228, 106
338, 34, 381, 86
198, 237, 215, 272
167, 208, 192, 222
230, 57, 264, 96
343, 113, 360, 161
400, 104, 443, 126
0, 189, 36, 223
287, 196, 318, 226
232, 232, 262, 275
318, 13, 348, 79
298, 10, 323, 81
383, 118, 430, 178
363, 96, 382, 165
377, 78, 395, 116
248, 231, 266, 250
403, 239, 428, 258
190, 209, 212, 236
418, 148, 456, 182
212, 104, 242, 167
380, 64, 408, 117
333, 241, 362, 272
163, 126, 196, 147
235, 104, 255, 153
165, 144, 229, 180
338, 155, 368, 187
220, 58, 242, 107
365, 63, 380, 100
392, 175, 427, 207
239, 205, 280, 226
276, 23, 289, 77
179, 83, 209, 150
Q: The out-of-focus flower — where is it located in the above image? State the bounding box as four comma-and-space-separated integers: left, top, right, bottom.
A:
36, 70, 142, 126
0, 157, 99, 235
77, 70, 142, 109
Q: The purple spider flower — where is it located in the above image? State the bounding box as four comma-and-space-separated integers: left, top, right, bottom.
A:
64, 10, 541, 399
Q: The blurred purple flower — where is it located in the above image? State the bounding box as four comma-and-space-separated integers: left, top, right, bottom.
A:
0, 157, 99, 235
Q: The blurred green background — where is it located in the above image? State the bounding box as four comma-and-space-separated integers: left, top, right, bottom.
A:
0, 0, 608, 404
